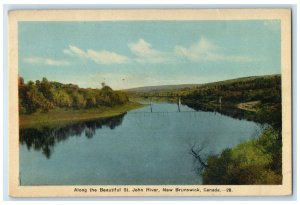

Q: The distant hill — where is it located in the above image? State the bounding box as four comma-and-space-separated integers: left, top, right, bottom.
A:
123, 84, 201, 93
196, 74, 281, 88
123, 74, 281, 94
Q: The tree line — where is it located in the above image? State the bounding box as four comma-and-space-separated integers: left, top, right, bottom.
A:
182, 75, 282, 129
18, 77, 129, 114
182, 75, 281, 105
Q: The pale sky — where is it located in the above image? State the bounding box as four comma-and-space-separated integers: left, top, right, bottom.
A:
19, 20, 281, 90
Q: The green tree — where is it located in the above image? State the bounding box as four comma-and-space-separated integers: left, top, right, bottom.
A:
53, 89, 72, 108
21, 81, 53, 113
71, 92, 86, 109
37, 77, 55, 102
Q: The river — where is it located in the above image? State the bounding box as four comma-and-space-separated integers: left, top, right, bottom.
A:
19, 101, 261, 185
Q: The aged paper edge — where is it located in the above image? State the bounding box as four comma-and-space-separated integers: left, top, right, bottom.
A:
8, 9, 292, 197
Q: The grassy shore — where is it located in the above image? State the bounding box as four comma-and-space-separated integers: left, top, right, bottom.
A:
20, 101, 144, 129
237, 101, 260, 112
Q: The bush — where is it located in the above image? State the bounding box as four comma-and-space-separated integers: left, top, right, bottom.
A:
203, 128, 282, 185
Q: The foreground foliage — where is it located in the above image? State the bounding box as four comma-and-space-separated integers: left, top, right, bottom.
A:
202, 128, 282, 184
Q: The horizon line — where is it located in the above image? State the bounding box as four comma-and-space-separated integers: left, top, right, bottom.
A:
19, 73, 281, 91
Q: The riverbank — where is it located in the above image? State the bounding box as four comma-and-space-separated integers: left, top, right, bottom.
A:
20, 101, 145, 129
237, 101, 260, 112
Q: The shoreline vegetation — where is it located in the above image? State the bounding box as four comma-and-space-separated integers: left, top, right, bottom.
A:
18, 76, 144, 129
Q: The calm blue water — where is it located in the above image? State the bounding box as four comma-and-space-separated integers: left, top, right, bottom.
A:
19, 102, 261, 185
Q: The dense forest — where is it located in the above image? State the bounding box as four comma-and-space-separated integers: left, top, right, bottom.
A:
184, 75, 281, 102
18, 76, 129, 114
181, 75, 281, 126
182, 75, 281, 110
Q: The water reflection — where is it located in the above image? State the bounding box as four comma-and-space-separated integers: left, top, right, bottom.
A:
182, 101, 258, 122
19, 114, 125, 159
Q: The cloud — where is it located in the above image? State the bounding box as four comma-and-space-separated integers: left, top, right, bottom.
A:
63, 45, 89, 59
63, 45, 129, 65
128, 37, 252, 64
86, 49, 129, 64
175, 37, 220, 61
23, 57, 70, 66
32, 36, 252, 68
175, 37, 252, 62
128, 39, 172, 64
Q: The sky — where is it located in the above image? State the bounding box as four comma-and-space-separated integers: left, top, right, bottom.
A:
19, 20, 281, 90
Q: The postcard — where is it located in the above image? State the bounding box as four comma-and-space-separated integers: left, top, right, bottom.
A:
8, 9, 292, 197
